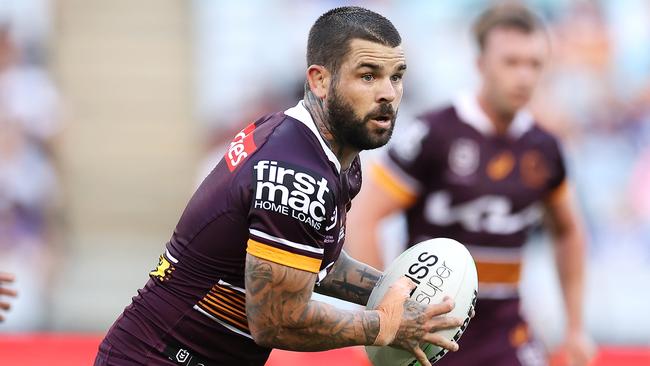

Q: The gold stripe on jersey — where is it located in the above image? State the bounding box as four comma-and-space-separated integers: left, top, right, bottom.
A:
205, 294, 245, 317
247, 239, 322, 273
475, 260, 522, 285
197, 283, 249, 333
201, 298, 248, 330
371, 163, 418, 206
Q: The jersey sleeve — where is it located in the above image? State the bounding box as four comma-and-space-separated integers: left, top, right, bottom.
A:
545, 136, 568, 203
245, 159, 337, 274
371, 119, 437, 206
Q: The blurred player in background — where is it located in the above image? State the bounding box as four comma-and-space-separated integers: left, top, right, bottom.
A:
0, 272, 17, 322
96, 7, 462, 366
347, 4, 594, 366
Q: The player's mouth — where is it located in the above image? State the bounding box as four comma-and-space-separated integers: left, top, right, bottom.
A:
368, 115, 393, 129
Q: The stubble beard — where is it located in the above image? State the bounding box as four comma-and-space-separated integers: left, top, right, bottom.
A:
327, 87, 397, 151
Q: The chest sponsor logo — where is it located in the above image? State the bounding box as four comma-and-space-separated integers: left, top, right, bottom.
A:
226, 123, 257, 172
448, 138, 479, 177
253, 160, 330, 230
424, 190, 543, 235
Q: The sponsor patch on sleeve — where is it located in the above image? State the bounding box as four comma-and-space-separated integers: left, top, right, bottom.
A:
226, 123, 257, 172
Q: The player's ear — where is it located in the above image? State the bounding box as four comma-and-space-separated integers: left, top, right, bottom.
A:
306, 65, 331, 99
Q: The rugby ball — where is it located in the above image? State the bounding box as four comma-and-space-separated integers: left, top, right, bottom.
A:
365, 238, 478, 366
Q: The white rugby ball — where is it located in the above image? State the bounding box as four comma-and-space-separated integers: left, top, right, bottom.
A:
365, 238, 478, 366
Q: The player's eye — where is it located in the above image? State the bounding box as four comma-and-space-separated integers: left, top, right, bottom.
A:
362, 74, 374, 82
530, 59, 542, 70
391, 74, 403, 82
505, 57, 518, 67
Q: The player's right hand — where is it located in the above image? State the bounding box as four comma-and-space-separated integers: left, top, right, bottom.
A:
373, 276, 463, 366
0, 272, 17, 322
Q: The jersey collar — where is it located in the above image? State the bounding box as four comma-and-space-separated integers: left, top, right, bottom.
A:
453, 92, 534, 138
285, 100, 342, 173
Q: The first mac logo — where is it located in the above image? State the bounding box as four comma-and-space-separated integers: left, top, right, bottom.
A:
253, 160, 330, 231
226, 123, 257, 172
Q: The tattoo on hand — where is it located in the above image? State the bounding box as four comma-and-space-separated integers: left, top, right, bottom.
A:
393, 299, 428, 350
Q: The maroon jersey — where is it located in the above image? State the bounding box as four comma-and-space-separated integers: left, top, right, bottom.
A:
373, 93, 566, 299
96, 101, 360, 365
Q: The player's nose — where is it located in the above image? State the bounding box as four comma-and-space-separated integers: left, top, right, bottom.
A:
375, 77, 397, 103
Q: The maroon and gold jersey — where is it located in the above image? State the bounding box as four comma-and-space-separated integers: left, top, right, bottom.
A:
97, 101, 360, 365
373, 93, 566, 299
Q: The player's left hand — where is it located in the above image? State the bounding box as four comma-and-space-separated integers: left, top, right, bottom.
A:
563, 329, 596, 366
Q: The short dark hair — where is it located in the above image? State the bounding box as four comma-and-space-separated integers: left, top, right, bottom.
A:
473, 3, 545, 51
307, 6, 401, 74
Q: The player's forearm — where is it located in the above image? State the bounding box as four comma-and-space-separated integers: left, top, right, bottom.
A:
315, 250, 382, 305
245, 254, 380, 351
555, 228, 586, 332
257, 300, 381, 351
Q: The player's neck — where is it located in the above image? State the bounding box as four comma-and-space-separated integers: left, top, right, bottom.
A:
477, 92, 515, 135
303, 90, 358, 171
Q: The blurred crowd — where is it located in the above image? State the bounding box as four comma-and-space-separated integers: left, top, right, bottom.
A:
0, 15, 61, 330
534, 1, 650, 257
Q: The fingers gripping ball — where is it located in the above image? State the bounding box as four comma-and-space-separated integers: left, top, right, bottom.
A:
366, 238, 478, 366
373, 277, 417, 346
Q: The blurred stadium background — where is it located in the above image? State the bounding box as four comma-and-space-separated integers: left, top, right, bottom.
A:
0, 0, 649, 365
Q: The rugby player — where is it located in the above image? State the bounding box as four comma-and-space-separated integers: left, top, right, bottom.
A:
347, 4, 594, 366
0, 272, 16, 322
95, 7, 462, 366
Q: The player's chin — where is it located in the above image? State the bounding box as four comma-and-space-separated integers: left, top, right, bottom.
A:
508, 94, 531, 109
366, 129, 393, 149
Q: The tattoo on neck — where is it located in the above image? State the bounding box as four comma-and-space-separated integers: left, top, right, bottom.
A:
303, 87, 350, 168
304, 88, 332, 138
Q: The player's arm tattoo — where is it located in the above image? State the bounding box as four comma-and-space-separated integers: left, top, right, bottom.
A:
314, 250, 382, 306
245, 254, 380, 351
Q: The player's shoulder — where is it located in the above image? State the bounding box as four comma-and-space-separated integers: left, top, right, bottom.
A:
525, 122, 565, 152
231, 103, 338, 180
386, 104, 458, 164
261, 102, 340, 178
233, 102, 341, 200
391, 104, 458, 148
416, 104, 459, 131
527, 122, 560, 141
